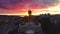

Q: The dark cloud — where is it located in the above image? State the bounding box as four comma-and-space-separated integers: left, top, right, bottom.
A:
0, 0, 59, 9
0, 0, 23, 9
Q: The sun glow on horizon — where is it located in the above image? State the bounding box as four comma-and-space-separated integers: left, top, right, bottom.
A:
0, 3, 60, 16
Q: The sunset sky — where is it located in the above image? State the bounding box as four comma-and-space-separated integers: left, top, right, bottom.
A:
0, 0, 60, 15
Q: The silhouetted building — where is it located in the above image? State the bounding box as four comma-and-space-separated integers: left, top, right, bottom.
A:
28, 10, 32, 16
